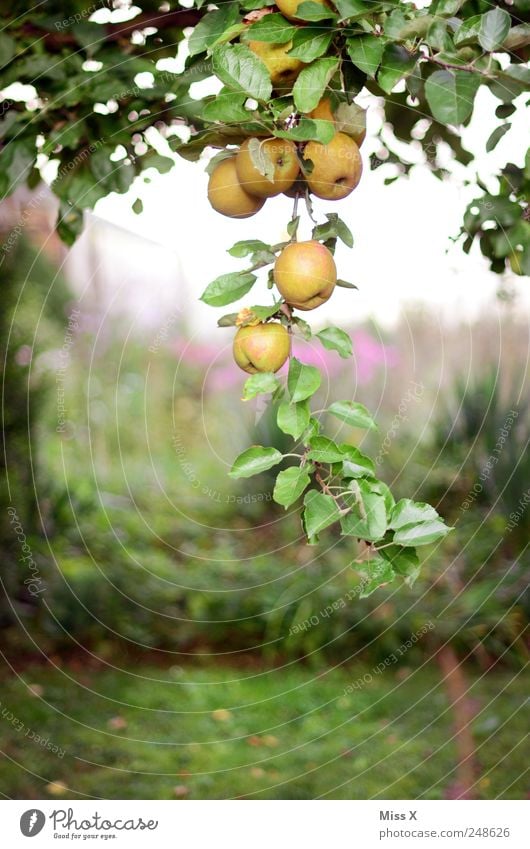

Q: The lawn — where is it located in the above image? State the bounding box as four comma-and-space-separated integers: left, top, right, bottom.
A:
0, 660, 527, 800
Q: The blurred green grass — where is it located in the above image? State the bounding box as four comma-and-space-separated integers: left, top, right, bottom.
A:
0, 661, 527, 800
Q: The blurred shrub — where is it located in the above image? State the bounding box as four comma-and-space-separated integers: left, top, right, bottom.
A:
4, 305, 528, 669
0, 238, 69, 627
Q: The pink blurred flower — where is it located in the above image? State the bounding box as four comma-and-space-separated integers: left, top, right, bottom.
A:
171, 327, 398, 394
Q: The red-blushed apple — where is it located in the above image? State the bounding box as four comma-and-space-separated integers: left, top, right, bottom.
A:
233, 322, 290, 373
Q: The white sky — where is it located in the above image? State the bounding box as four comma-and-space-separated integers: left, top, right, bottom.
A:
94, 85, 529, 333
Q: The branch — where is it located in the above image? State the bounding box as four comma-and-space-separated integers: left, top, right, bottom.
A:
425, 54, 492, 77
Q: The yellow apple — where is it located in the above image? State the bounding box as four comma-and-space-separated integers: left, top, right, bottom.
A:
236, 138, 300, 198
274, 240, 336, 310
248, 40, 304, 88
207, 158, 265, 218
233, 322, 290, 373
276, 0, 331, 21
308, 97, 336, 125
303, 132, 362, 200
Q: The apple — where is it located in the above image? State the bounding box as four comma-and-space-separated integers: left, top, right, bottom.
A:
276, 0, 331, 21
274, 240, 336, 310
236, 138, 300, 198
207, 158, 265, 218
303, 132, 362, 200
233, 322, 290, 373
248, 40, 304, 88
308, 97, 336, 126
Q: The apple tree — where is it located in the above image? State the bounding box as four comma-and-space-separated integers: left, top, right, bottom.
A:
1, 0, 529, 594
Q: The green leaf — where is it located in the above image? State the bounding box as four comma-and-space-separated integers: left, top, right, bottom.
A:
288, 357, 321, 403
426, 19, 453, 52
490, 65, 530, 103
335, 0, 371, 21
453, 14, 482, 47
303, 490, 341, 537
292, 316, 312, 340
377, 44, 417, 94
341, 445, 376, 478
316, 327, 353, 359
0, 139, 35, 198
307, 436, 345, 463
287, 28, 334, 62
479, 8, 511, 53
295, 1, 338, 21
357, 557, 395, 598
188, 3, 240, 56
336, 279, 358, 290
200, 271, 256, 307
247, 137, 275, 181
312, 213, 353, 248
250, 302, 282, 321
242, 372, 280, 401
212, 43, 272, 101
347, 35, 386, 78
287, 216, 300, 239
503, 24, 530, 51
229, 445, 283, 478
341, 479, 387, 542
132, 198, 143, 215
277, 399, 310, 439
328, 400, 377, 429
144, 153, 174, 175
334, 102, 366, 143
485, 124, 510, 153
228, 239, 272, 258
275, 118, 336, 144
389, 499, 440, 531
203, 91, 253, 123
56, 202, 84, 247
425, 69, 480, 125
393, 519, 452, 547
433, 0, 464, 15
217, 313, 239, 327
273, 466, 311, 508
380, 545, 420, 587
293, 57, 339, 113
245, 14, 297, 43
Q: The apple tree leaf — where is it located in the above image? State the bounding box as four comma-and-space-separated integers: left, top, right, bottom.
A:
229, 445, 283, 478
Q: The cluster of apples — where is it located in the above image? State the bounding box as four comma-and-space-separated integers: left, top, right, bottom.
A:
233, 238, 337, 374
206, 0, 365, 375
207, 97, 363, 219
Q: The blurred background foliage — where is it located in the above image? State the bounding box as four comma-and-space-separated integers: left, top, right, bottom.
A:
2, 237, 528, 668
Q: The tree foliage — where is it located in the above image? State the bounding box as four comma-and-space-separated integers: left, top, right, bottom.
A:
1, 0, 528, 262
